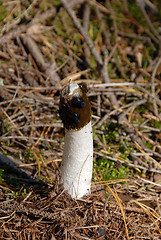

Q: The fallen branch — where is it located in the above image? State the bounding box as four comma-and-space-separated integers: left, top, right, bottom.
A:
21, 34, 60, 86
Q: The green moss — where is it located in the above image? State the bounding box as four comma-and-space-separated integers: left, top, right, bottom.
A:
142, 59, 149, 69
108, 62, 117, 76
22, 188, 27, 196
54, 21, 67, 37
94, 121, 132, 182
0, 169, 4, 182
11, 191, 19, 197
147, 46, 155, 58
73, 33, 81, 43
26, 147, 35, 163
90, 56, 97, 69
104, 122, 119, 144
3, 122, 11, 132
0, 2, 7, 22
89, 23, 99, 41
94, 158, 128, 181
128, 3, 146, 26
151, 120, 161, 129
145, 141, 153, 149
53, 0, 61, 7
104, 15, 113, 28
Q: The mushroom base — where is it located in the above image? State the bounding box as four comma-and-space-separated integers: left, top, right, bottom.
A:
60, 122, 93, 199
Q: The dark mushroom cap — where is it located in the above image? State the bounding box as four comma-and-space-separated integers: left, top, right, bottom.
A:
59, 82, 91, 130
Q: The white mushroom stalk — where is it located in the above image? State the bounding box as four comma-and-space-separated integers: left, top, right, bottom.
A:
59, 82, 93, 199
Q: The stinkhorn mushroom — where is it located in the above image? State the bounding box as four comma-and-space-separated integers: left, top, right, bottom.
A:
59, 82, 93, 199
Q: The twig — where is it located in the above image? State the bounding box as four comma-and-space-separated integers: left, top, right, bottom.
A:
135, 142, 161, 170
105, 0, 118, 42
101, 51, 110, 83
0, 200, 74, 222
83, 2, 91, 65
0, 154, 34, 180
60, 0, 103, 67
151, 57, 161, 116
0, 136, 59, 144
123, 120, 161, 151
95, 6, 112, 49
21, 34, 60, 86
60, 69, 90, 86
91, 81, 134, 88
1, 0, 38, 35
89, 0, 110, 14
136, 0, 160, 45
137, 176, 161, 189
2, 108, 25, 138
119, 99, 147, 121
117, 30, 155, 50
136, 85, 161, 108
0, 8, 57, 45
6, 82, 135, 91
97, 94, 101, 117
94, 151, 161, 174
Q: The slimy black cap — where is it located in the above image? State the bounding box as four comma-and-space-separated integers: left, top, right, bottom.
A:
59, 82, 91, 130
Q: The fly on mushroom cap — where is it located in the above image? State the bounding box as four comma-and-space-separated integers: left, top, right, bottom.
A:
59, 82, 91, 130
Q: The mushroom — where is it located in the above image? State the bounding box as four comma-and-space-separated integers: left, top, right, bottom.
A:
59, 82, 93, 199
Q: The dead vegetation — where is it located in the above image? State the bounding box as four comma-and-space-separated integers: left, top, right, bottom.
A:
0, 0, 161, 239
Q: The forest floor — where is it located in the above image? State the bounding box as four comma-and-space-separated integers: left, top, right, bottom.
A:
0, 0, 161, 239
